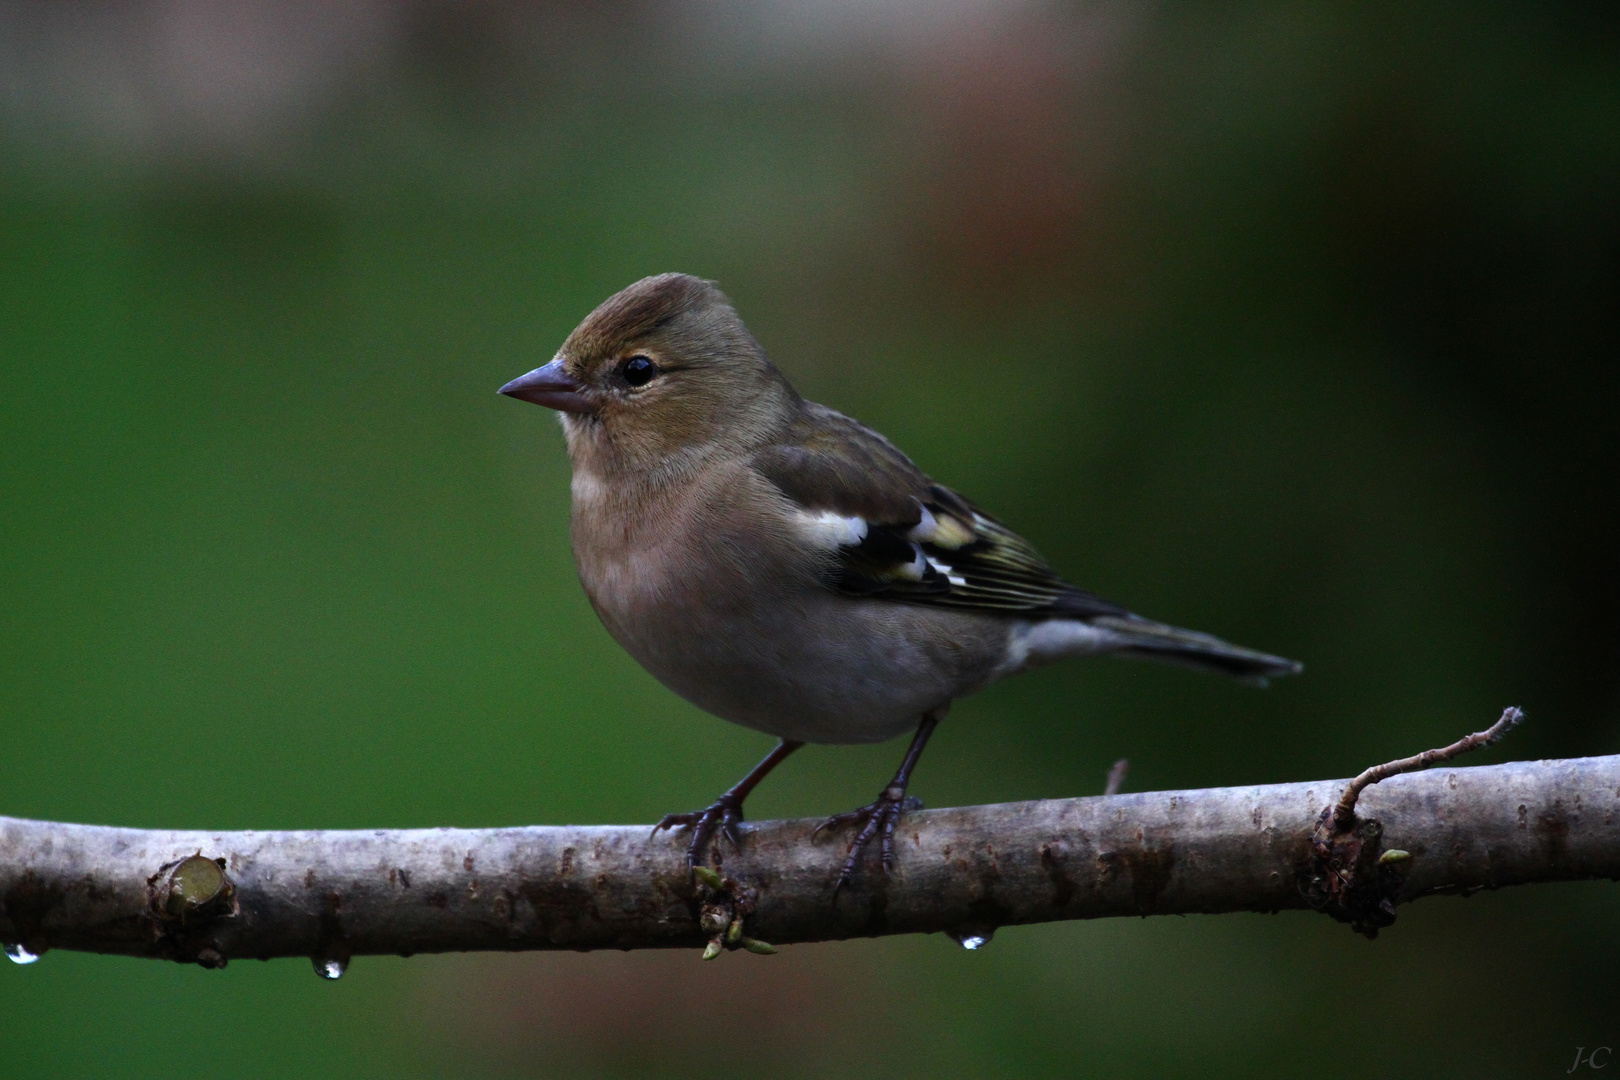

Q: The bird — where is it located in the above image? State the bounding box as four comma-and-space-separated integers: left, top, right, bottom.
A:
499, 273, 1301, 890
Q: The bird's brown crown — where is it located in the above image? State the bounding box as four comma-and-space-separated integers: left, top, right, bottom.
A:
562, 273, 721, 361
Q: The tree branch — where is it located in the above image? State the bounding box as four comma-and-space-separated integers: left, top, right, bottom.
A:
3, 751, 1616, 969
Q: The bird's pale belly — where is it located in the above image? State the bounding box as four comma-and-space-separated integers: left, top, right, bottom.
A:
583, 565, 1012, 744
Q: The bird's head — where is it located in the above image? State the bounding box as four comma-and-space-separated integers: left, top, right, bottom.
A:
500, 274, 799, 476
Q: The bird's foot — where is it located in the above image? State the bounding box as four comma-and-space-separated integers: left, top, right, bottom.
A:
814, 785, 924, 895
651, 793, 745, 869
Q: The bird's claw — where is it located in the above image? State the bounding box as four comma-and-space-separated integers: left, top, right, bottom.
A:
651, 795, 746, 868
816, 786, 922, 895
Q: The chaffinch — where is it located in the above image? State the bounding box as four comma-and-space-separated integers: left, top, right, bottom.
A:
500, 273, 1300, 888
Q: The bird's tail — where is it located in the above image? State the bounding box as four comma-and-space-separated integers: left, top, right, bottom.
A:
1088, 614, 1303, 686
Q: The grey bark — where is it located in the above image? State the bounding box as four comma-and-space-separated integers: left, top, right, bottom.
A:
1, 755, 1615, 967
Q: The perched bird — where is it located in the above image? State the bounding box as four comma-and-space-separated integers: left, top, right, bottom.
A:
500, 273, 1300, 889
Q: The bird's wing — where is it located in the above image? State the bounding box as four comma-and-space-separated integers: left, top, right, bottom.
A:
750, 404, 1125, 619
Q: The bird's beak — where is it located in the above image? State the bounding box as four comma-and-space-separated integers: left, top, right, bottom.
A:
498, 360, 594, 414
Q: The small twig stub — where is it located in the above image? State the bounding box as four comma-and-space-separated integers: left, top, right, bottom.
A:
1104, 759, 1130, 797
144, 852, 239, 968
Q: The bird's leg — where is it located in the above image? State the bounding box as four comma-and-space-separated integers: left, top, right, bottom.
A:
652, 739, 803, 868
816, 708, 944, 894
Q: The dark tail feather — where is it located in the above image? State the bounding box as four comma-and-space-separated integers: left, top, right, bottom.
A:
1090, 615, 1303, 686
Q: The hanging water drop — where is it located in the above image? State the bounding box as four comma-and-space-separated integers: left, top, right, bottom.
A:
946, 929, 994, 950
313, 954, 348, 980
4, 942, 40, 965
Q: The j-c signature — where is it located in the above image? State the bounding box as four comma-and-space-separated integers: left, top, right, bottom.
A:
1570, 1047, 1613, 1072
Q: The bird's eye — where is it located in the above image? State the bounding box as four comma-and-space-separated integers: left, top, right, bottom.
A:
621, 355, 659, 388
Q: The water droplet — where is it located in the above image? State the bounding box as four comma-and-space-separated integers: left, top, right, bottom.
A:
312, 954, 348, 980
946, 929, 994, 950
4, 942, 40, 965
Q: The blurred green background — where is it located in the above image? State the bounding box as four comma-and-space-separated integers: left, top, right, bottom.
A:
3, 2, 1618, 1077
